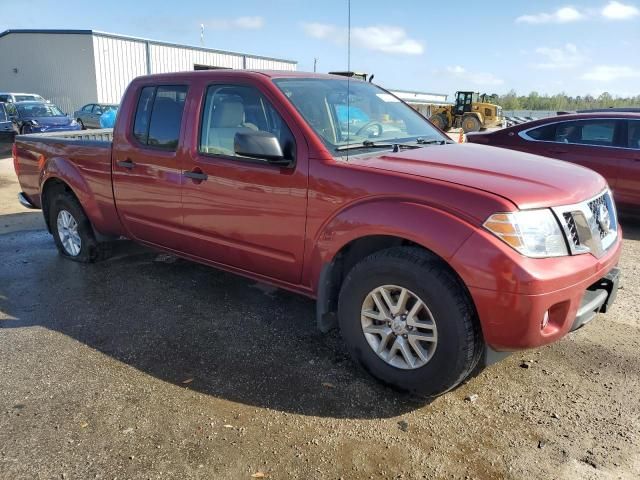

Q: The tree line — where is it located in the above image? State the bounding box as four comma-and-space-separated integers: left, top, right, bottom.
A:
486, 90, 640, 111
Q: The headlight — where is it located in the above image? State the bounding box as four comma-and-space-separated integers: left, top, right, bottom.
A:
69, 119, 78, 126
30, 120, 39, 126
484, 209, 568, 258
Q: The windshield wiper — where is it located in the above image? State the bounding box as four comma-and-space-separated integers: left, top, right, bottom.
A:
336, 140, 422, 152
415, 138, 451, 145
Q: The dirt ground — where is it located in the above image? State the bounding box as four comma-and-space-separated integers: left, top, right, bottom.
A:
0, 154, 639, 479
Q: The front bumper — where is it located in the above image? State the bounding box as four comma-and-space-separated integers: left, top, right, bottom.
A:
452, 226, 622, 351
570, 267, 619, 332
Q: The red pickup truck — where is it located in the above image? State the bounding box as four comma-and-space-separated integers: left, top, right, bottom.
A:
13, 71, 621, 396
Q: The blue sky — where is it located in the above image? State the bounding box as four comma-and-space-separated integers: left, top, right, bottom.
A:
2, 0, 639, 97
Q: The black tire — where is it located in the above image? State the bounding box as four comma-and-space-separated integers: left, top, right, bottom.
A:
20, 125, 31, 135
77, 119, 85, 130
461, 115, 481, 133
337, 247, 483, 397
48, 191, 109, 263
430, 113, 449, 131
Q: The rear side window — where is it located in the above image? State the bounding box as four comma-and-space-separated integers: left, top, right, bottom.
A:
82, 104, 93, 112
132, 85, 187, 150
526, 124, 556, 141
629, 120, 640, 149
133, 87, 155, 144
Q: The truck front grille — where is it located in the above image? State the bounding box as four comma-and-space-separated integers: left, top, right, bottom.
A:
553, 190, 618, 258
563, 212, 580, 247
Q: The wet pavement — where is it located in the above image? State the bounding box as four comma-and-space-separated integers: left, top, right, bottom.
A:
1, 156, 639, 479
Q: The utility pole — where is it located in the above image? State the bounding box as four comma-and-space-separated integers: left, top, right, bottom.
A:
200, 24, 205, 46
313, 57, 318, 73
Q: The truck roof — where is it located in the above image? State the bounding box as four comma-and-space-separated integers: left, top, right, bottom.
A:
132, 70, 366, 82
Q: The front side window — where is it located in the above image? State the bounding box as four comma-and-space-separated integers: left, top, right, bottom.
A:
132, 85, 187, 150
199, 84, 295, 159
556, 120, 617, 146
273, 78, 445, 154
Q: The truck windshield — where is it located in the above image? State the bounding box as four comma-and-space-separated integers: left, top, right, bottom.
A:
16, 102, 65, 117
273, 78, 446, 154
0, 105, 6, 122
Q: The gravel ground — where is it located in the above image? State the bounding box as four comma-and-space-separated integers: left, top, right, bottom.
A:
0, 155, 639, 479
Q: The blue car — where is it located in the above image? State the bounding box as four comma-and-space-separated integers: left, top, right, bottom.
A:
7, 101, 81, 135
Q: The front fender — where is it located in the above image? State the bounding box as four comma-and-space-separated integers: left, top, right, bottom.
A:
306, 199, 478, 293
41, 157, 107, 232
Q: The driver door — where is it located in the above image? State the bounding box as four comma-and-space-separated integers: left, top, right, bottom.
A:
180, 80, 309, 284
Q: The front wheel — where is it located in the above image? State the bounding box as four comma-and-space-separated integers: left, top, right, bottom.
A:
77, 119, 85, 130
49, 192, 109, 263
337, 247, 483, 397
462, 115, 481, 133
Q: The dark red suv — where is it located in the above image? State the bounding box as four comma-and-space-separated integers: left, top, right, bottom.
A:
467, 113, 640, 212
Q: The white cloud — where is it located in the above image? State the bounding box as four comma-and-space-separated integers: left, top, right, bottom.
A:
302, 22, 341, 41
443, 65, 504, 86
533, 43, 588, 69
301, 22, 424, 55
516, 6, 585, 24
601, 1, 640, 19
351, 26, 424, 55
581, 65, 640, 81
206, 16, 264, 30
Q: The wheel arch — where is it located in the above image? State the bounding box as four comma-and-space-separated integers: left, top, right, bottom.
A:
311, 200, 479, 333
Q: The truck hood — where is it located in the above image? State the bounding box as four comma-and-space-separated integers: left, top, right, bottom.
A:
349, 143, 607, 210
29, 116, 73, 126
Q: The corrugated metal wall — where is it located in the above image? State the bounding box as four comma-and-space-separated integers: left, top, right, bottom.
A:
0, 31, 298, 111
149, 44, 244, 72
93, 35, 147, 104
0, 33, 97, 114
93, 34, 297, 104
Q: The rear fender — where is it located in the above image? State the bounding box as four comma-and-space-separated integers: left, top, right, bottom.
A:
40, 157, 107, 233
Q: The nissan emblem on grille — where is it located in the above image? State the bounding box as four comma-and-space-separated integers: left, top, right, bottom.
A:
597, 204, 611, 235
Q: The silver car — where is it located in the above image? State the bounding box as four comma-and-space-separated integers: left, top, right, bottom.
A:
73, 103, 118, 129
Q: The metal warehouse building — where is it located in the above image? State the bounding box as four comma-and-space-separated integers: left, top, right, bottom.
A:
0, 29, 297, 113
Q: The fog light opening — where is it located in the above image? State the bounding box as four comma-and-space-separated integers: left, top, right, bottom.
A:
541, 310, 550, 330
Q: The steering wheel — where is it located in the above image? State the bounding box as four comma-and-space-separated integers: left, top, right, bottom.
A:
355, 121, 384, 137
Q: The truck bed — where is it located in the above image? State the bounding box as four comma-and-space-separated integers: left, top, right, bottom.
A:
14, 128, 123, 237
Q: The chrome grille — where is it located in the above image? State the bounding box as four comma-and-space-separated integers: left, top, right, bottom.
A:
563, 212, 580, 246
588, 195, 608, 239
553, 190, 618, 259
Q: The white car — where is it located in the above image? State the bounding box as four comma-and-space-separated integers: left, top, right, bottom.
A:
0, 92, 47, 103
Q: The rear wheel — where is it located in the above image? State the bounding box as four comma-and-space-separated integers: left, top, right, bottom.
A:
430, 113, 449, 131
337, 247, 483, 397
462, 115, 481, 133
48, 191, 109, 263
20, 125, 31, 135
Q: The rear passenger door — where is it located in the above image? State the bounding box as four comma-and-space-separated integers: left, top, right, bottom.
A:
615, 119, 640, 210
112, 84, 189, 250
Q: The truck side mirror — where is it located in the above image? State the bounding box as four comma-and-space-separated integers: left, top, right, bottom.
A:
234, 131, 290, 166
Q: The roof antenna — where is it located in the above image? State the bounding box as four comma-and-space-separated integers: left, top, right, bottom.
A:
346, 0, 351, 162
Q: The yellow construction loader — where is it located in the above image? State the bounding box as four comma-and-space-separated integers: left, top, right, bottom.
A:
429, 91, 503, 133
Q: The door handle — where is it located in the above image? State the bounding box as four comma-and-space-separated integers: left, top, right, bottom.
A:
548, 149, 568, 154
116, 159, 136, 169
184, 169, 208, 182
